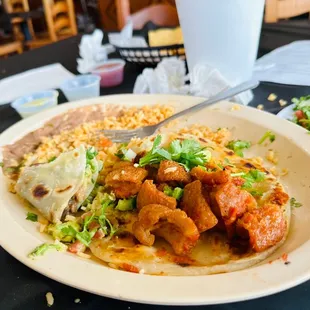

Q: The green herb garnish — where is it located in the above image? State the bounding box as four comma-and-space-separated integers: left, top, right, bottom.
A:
139, 135, 211, 171
48, 156, 57, 163
115, 197, 136, 211
0, 162, 3, 167
47, 221, 80, 243
163, 186, 184, 200
76, 213, 97, 246
258, 131, 276, 144
248, 189, 264, 197
290, 197, 302, 208
86, 147, 99, 172
226, 140, 251, 157
28, 242, 67, 259
241, 169, 266, 189
26, 212, 38, 222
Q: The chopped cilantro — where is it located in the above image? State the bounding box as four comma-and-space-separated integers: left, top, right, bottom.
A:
163, 186, 184, 200
139, 135, 211, 171
290, 197, 302, 208
48, 156, 57, 163
249, 189, 264, 197
139, 135, 171, 167
239, 169, 266, 189
0, 162, 3, 167
76, 213, 97, 246
226, 140, 251, 157
28, 242, 67, 259
26, 212, 38, 222
258, 131, 276, 144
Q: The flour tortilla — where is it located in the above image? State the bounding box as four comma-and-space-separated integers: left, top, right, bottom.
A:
89, 198, 290, 276
15, 145, 100, 223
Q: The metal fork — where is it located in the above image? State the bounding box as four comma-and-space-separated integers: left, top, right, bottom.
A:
103, 79, 260, 142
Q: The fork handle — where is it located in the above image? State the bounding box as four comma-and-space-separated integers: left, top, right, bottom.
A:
157, 79, 260, 128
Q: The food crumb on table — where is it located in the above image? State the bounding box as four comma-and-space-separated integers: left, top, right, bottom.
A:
230, 104, 241, 111
279, 99, 288, 106
257, 104, 264, 110
267, 93, 277, 101
74, 298, 81, 304
46, 292, 54, 307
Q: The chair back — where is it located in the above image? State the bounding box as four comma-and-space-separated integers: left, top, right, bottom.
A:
265, 0, 310, 22
4, 0, 35, 40
116, 1, 179, 30
42, 0, 77, 42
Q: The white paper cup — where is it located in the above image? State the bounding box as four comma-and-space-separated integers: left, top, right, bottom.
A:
176, 0, 265, 84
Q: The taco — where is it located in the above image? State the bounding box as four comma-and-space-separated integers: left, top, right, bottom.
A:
1, 105, 290, 275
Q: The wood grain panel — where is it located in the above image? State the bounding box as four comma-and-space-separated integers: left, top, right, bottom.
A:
98, 0, 176, 30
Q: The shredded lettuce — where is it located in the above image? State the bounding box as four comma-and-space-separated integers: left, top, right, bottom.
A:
258, 131, 276, 144
76, 193, 118, 246
76, 213, 97, 246
292, 96, 310, 130
226, 140, 251, 157
28, 242, 67, 259
47, 221, 81, 243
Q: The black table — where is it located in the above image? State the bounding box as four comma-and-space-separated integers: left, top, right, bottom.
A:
1, 36, 310, 310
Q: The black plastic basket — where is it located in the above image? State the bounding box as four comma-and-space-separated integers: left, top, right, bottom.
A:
115, 44, 185, 66
109, 22, 186, 67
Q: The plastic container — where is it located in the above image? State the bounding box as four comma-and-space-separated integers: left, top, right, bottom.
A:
60, 74, 101, 101
91, 59, 125, 88
11, 90, 59, 118
176, 0, 265, 85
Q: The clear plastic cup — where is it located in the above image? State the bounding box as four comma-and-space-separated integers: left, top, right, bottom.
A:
91, 59, 125, 88
60, 74, 101, 101
11, 90, 59, 118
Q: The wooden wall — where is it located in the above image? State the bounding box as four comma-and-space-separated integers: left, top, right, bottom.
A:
98, 0, 176, 31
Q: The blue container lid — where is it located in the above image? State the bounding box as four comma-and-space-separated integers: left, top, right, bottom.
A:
60, 74, 101, 91
11, 90, 59, 113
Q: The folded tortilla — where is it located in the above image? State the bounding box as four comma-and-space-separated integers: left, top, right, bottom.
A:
15, 145, 101, 223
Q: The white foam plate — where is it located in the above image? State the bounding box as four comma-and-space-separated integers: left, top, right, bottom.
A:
1, 94, 310, 305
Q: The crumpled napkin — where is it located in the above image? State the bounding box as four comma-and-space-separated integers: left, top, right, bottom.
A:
134, 58, 189, 94
108, 19, 148, 48
77, 29, 115, 74
133, 57, 253, 105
